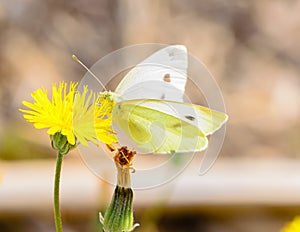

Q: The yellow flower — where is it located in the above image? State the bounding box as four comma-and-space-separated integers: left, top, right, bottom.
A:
20, 81, 117, 147
73, 88, 118, 146
281, 216, 300, 232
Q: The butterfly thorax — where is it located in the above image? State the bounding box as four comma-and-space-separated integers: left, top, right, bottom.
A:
94, 91, 118, 145
96, 91, 115, 124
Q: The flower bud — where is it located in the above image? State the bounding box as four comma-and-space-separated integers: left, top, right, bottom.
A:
51, 132, 76, 155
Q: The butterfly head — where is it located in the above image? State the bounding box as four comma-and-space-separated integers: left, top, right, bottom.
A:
98, 91, 115, 103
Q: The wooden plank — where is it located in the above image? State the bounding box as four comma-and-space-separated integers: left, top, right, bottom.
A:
0, 155, 299, 212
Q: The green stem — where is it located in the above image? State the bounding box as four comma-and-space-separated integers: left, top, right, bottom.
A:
54, 151, 63, 232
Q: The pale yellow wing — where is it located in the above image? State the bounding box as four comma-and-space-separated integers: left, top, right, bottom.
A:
115, 99, 228, 136
113, 102, 208, 153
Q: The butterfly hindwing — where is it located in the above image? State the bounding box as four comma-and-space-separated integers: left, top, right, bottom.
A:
114, 99, 228, 136
113, 101, 208, 153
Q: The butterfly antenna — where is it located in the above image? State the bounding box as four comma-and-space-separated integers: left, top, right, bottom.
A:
72, 55, 107, 91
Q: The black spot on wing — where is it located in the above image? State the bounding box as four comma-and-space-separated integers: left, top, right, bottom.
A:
185, 115, 195, 121
168, 50, 175, 60
161, 94, 165, 99
169, 51, 174, 56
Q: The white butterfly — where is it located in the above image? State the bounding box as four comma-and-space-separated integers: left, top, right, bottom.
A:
109, 45, 228, 153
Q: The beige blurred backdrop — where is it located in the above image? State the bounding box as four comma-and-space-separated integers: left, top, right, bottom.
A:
0, 1, 300, 232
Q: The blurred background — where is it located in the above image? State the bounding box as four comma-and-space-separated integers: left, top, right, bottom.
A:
0, 0, 300, 231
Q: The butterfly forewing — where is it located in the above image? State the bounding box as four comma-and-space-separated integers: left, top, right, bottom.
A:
115, 45, 188, 102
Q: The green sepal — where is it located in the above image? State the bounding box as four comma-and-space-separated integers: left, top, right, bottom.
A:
50, 132, 76, 155
100, 185, 138, 232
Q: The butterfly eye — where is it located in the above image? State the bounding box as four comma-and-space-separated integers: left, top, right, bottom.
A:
163, 73, 171, 82
185, 115, 195, 121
